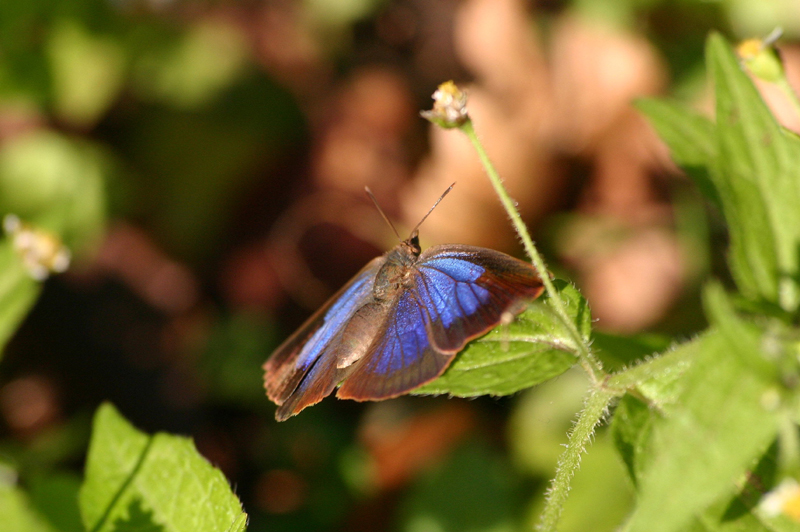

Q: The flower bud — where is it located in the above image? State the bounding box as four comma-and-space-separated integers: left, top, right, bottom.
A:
737, 29, 785, 83
420, 81, 469, 128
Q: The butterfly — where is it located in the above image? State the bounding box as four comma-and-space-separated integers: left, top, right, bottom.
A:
263, 185, 545, 421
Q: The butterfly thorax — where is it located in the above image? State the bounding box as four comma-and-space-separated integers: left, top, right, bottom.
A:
373, 235, 421, 300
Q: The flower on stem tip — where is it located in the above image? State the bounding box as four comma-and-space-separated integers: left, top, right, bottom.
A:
420, 81, 469, 128
3, 214, 71, 281
737, 28, 785, 83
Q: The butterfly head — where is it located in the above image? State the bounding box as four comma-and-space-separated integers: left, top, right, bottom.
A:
405, 230, 422, 256
384, 230, 420, 268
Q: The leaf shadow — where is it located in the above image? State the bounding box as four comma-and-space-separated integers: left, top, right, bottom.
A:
721, 439, 777, 522
111, 498, 164, 532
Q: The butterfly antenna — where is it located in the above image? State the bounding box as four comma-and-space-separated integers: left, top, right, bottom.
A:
365, 187, 402, 241
411, 182, 455, 235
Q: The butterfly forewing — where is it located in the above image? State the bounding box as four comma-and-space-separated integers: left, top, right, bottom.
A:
272, 298, 398, 420
263, 257, 383, 409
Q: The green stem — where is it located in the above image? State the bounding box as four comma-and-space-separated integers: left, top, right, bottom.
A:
459, 119, 604, 381
539, 388, 614, 532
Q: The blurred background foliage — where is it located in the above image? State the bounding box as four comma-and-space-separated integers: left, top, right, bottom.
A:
1, 0, 799, 530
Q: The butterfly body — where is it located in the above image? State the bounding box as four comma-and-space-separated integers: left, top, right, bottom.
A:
264, 232, 544, 421
371, 237, 420, 300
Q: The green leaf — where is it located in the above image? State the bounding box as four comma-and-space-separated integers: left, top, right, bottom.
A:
0, 239, 41, 359
642, 34, 800, 312
692, 499, 774, 532
610, 332, 717, 488
637, 98, 716, 167
686, 446, 781, 532
714, 441, 778, 529
625, 283, 781, 532
633, 332, 704, 409
707, 33, 800, 311
0, 483, 58, 532
611, 394, 656, 489
636, 98, 719, 205
413, 280, 584, 396
79, 403, 247, 532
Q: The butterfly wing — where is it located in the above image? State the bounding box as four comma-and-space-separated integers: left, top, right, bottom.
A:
336, 245, 544, 400
263, 257, 383, 420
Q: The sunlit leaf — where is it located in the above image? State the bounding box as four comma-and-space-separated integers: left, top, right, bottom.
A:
610, 331, 715, 488
707, 33, 800, 311
637, 98, 719, 206
635, 333, 703, 408
709, 441, 778, 530
625, 283, 781, 532
413, 281, 585, 396
79, 403, 247, 532
642, 34, 800, 313
692, 497, 774, 532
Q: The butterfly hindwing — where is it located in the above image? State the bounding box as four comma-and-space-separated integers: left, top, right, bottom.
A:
336, 245, 543, 401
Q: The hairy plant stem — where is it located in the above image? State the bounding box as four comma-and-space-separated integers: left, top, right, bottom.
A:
458, 114, 616, 532
459, 118, 605, 382
538, 387, 614, 532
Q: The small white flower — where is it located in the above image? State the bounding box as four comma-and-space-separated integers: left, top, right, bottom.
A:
760, 478, 800, 522
4, 214, 72, 280
420, 81, 469, 128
